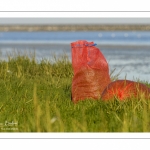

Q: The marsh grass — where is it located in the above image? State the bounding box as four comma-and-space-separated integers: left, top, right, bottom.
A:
0, 51, 150, 132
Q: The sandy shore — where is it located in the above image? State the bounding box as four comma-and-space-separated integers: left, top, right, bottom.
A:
1, 25, 150, 31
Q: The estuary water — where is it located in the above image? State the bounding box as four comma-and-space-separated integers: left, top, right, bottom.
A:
0, 31, 150, 82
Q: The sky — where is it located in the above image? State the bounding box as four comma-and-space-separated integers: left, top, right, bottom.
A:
0, 18, 150, 25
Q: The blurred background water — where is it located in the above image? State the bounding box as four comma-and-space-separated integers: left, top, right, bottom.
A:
0, 31, 150, 82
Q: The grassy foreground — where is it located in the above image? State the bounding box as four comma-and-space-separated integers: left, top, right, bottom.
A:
0, 52, 150, 132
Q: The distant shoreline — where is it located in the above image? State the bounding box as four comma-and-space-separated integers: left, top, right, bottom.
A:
1, 25, 150, 31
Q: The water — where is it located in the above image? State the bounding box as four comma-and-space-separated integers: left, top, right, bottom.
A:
0, 31, 150, 82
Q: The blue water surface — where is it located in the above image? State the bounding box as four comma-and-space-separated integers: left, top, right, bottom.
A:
0, 31, 150, 45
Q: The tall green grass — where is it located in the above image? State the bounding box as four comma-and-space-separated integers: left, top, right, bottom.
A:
0, 51, 150, 132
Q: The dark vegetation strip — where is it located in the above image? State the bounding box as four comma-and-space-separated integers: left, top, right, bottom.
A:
1, 25, 150, 31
